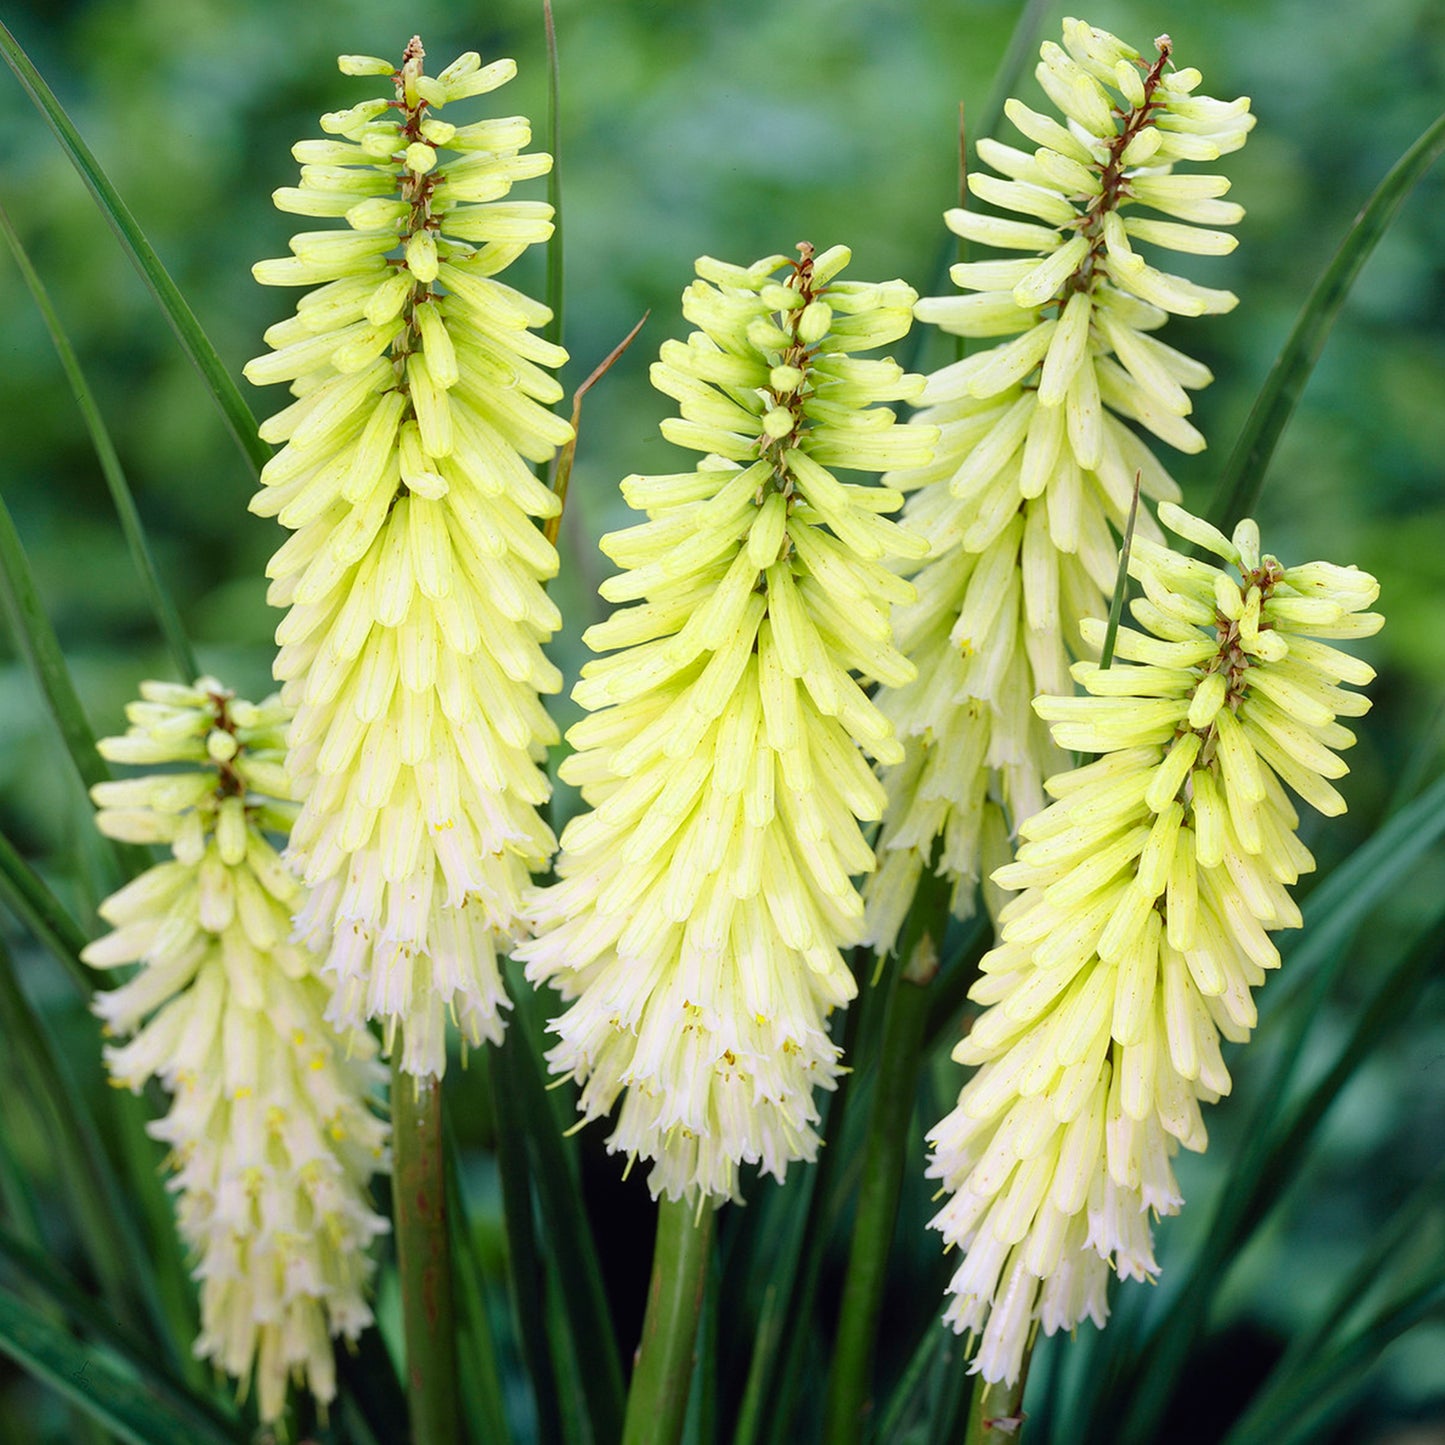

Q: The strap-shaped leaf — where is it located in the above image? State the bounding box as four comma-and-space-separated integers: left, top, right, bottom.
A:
0, 201, 197, 680
1225, 1271, 1445, 1445
1208, 111, 1445, 529
0, 21, 267, 477
1111, 918, 1445, 1445
0, 1227, 237, 1441
0, 825, 91, 995
444, 1113, 515, 1445
493, 977, 626, 1443
1224, 1161, 1445, 1444
0, 489, 146, 884
0, 1280, 243, 1445
0, 937, 174, 1359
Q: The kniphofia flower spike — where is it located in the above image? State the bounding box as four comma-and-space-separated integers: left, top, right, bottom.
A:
85, 680, 388, 1422
245, 40, 571, 1076
927, 506, 1380, 1383
867, 19, 1254, 953
522, 245, 936, 1201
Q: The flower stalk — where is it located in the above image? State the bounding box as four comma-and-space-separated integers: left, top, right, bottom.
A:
822, 865, 948, 1445
84, 679, 389, 1422
963, 1366, 1031, 1445
622, 1197, 715, 1445
392, 1069, 457, 1445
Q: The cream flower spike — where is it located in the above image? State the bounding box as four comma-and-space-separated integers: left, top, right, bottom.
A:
519, 245, 937, 1201
927, 506, 1380, 1384
83, 679, 388, 1424
866, 20, 1254, 954
245, 39, 572, 1077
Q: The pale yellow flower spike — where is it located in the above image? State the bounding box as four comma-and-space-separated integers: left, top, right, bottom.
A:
84, 680, 389, 1424
520, 245, 937, 1202
245, 41, 572, 1077
866, 19, 1255, 954
927, 504, 1381, 1384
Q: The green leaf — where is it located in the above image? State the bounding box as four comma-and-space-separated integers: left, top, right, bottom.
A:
488, 1042, 566, 1445
0, 936, 176, 1362
0, 839, 200, 1372
444, 1114, 515, 1445
335, 1318, 408, 1445
0, 20, 268, 478
1112, 918, 1445, 1445
0, 201, 199, 681
1259, 768, 1445, 1027
0, 1226, 237, 1441
870, 1320, 972, 1445
1207, 110, 1445, 530
902, 0, 1053, 374
1099, 474, 1142, 671
0, 493, 108, 798
493, 981, 626, 1442
749, 953, 885, 1445
730, 1173, 816, 1445
823, 869, 949, 1445
921, 915, 990, 1057
0, 486, 148, 884
1224, 1271, 1445, 1445
1226, 1160, 1445, 1444
0, 824, 93, 996
0, 1280, 243, 1445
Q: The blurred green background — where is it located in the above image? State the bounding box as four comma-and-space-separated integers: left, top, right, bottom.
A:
1, 0, 1443, 1441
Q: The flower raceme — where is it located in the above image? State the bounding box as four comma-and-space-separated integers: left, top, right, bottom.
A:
867, 19, 1254, 953
245, 40, 571, 1077
520, 246, 936, 1201
927, 505, 1381, 1384
82, 680, 388, 1423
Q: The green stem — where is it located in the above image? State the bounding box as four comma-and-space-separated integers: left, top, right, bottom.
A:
963, 1361, 1032, 1445
822, 891, 945, 1445
621, 1196, 714, 1445
542, 0, 564, 361
391, 1069, 458, 1445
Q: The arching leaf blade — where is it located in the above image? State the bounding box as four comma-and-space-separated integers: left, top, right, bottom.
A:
0, 20, 268, 478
